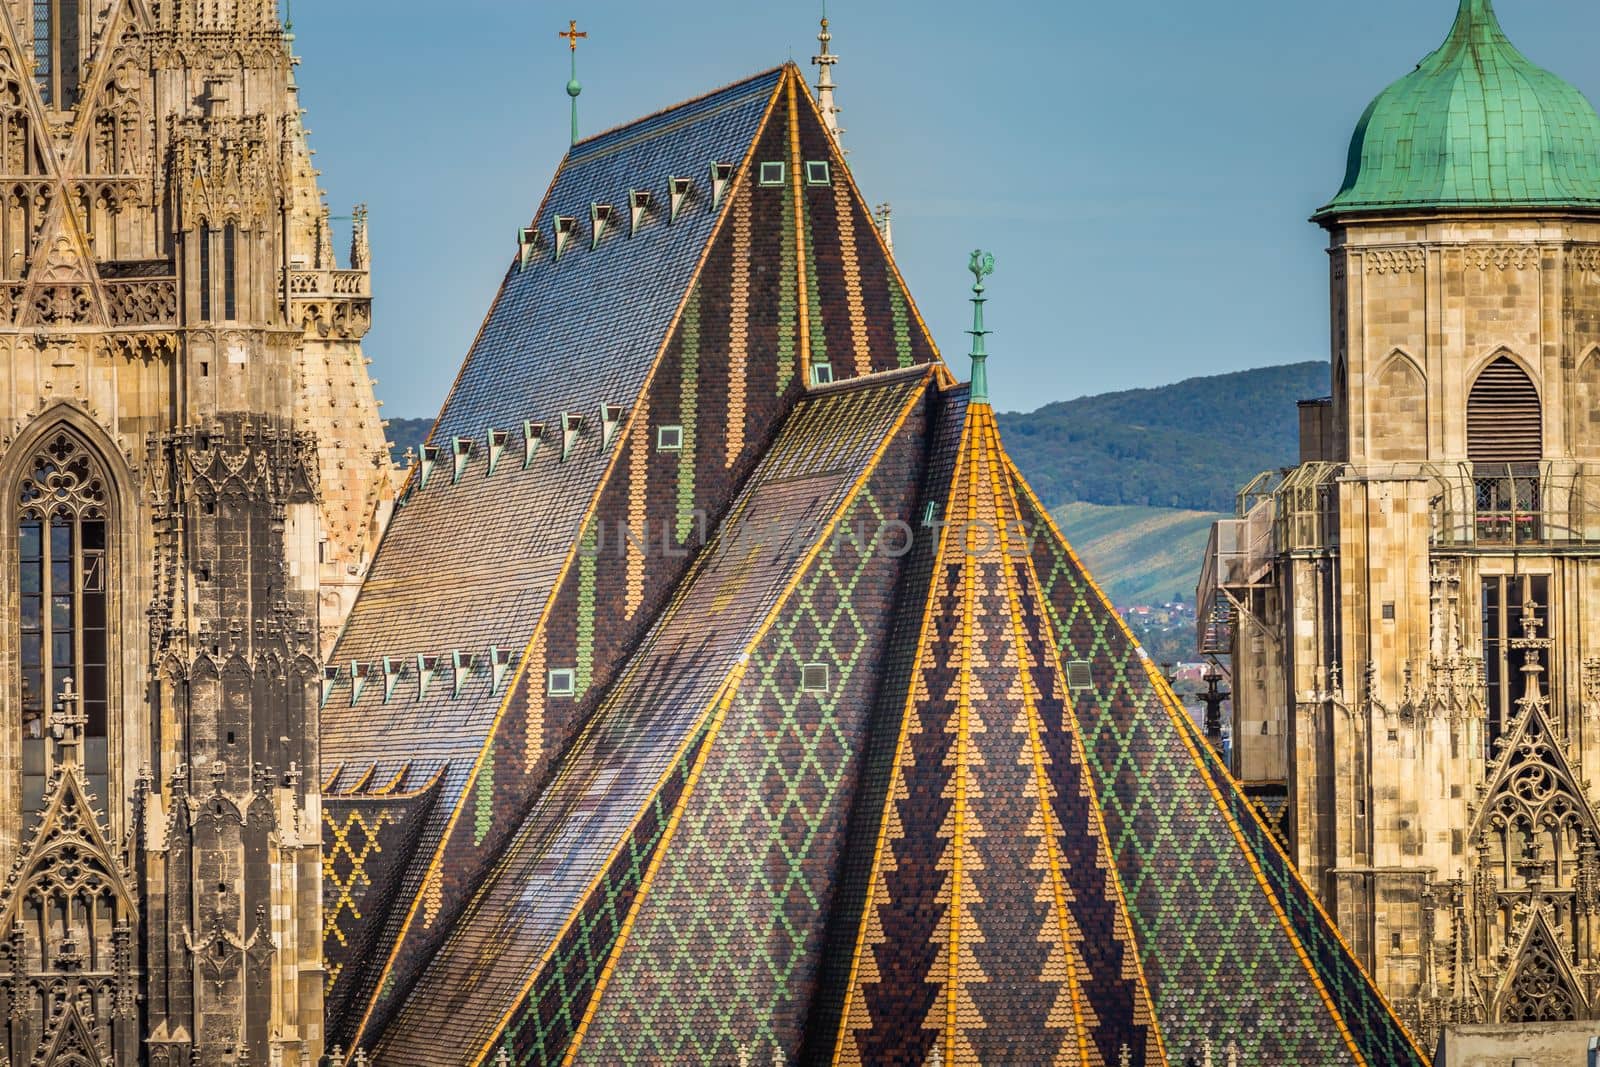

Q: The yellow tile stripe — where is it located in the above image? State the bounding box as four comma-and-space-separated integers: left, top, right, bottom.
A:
944, 404, 982, 1065
787, 71, 811, 384
831, 175, 871, 370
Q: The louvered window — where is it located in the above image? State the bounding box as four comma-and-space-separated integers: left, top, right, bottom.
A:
1468, 356, 1541, 463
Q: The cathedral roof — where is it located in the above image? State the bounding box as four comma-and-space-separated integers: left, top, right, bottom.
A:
1317, 0, 1600, 220
321, 62, 1426, 1066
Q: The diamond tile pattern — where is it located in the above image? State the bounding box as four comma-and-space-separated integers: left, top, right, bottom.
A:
1011, 469, 1428, 1066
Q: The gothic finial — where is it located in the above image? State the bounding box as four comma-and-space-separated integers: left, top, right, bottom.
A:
350, 204, 370, 272
967, 250, 995, 404
560, 19, 588, 146
49, 676, 84, 769
812, 6, 843, 141
874, 202, 894, 253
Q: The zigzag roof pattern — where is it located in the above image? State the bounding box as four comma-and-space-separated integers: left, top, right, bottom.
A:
322, 63, 1426, 1067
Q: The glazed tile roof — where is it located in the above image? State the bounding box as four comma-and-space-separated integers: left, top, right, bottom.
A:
323, 62, 1425, 1067
371, 369, 934, 1061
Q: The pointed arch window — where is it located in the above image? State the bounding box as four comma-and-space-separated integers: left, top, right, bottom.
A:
18, 431, 110, 825
1470, 356, 1543, 543
32, 0, 82, 109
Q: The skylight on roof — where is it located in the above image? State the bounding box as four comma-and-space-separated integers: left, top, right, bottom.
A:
759, 162, 786, 187
562, 412, 585, 461
487, 429, 509, 475
419, 444, 440, 489
805, 161, 831, 186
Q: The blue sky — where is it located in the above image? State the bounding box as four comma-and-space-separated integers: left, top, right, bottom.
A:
289, 1, 1600, 419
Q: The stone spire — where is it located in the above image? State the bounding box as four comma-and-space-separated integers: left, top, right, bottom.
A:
967, 250, 995, 404
812, 6, 843, 140
561, 19, 588, 146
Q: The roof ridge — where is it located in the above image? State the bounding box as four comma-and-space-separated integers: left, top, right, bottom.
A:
570, 65, 787, 154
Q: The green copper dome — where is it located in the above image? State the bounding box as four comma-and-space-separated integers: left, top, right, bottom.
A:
1316, 0, 1600, 220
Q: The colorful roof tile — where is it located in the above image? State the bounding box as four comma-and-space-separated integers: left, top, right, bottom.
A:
323, 63, 1426, 1067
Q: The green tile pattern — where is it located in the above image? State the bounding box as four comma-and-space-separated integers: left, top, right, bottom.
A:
474, 739, 495, 847
1320, 0, 1600, 217
571, 473, 912, 1064
888, 270, 913, 369
777, 151, 798, 394
577, 519, 597, 694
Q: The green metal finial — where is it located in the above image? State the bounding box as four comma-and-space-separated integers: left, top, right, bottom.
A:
561, 19, 588, 146
967, 250, 995, 405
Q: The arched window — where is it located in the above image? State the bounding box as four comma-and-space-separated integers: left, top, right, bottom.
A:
1470, 356, 1543, 543
1469, 355, 1542, 462
32, 0, 81, 108
18, 430, 110, 825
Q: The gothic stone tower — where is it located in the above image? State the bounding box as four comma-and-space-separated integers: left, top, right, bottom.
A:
0, 1, 390, 1064
1201, 0, 1600, 1044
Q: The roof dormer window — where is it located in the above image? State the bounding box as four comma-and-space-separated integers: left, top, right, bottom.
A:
553, 215, 578, 260
523, 421, 546, 468
711, 162, 735, 208
669, 177, 693, 222
591, 203, 614, 248
629, 190, 652, 234
759, 162, 787, 187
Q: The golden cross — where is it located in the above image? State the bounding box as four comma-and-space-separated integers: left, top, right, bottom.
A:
560, 19, 587, 53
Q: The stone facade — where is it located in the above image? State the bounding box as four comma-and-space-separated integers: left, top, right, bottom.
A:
0, 1, 391, 1064
1206, 213, 1600, 1040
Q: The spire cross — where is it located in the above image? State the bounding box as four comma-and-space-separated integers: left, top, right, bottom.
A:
561, 19, 587, 146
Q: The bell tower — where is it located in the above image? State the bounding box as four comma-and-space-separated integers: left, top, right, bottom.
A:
1204, 0, 1600, 1045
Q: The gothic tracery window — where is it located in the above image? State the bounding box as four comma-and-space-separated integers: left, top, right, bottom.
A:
18, 430, 109, 824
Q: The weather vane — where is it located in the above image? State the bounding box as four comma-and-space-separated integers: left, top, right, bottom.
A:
561, 19, 588, 146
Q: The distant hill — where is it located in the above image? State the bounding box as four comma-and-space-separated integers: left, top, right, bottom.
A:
997, 361, 1325, 514
1050, 502, 1224, 609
